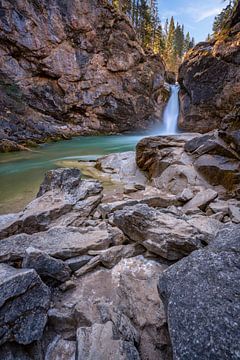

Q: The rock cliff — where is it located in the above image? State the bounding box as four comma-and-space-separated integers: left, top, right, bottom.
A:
0, 0, 167, 150
178, 9, 240, 133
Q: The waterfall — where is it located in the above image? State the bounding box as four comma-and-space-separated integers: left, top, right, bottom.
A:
155, 84, 180, 135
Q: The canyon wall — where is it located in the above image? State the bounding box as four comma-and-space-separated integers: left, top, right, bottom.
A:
178, 10, 240, 133
0, 0, 167, 150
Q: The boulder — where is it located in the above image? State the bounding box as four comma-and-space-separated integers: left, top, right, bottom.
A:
0, 168, 103, 239
194, 154, 240, 191
0, 225, 115, 262
182, 189, 218, 212
22, 247, 71, 282
136, 134, 198, 178
52, 256, 170, 359
0, 264, 50, 345
113, 204, 208, 260
158, 224, 240, 359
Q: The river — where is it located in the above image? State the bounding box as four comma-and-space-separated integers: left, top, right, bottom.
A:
0, 85, 180, 214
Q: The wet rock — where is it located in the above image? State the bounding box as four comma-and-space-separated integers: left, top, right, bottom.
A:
77, 321, 140, 360
0, 264, 50, 345
158, 224, 240, 359
182, 188, 218, 212
22, 247, 71, 282
113, 204, 207, 260
0, 225, 114, 262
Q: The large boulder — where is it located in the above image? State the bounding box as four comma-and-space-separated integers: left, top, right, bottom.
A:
0, 264, 50, 345
0, 225, 118, 262
158, 225, 240, 359
184, 133, 240, 194
113, 204, 221, 260
0, 0, 167, 150
0, 168, 103, 239
52, 256, 170, 359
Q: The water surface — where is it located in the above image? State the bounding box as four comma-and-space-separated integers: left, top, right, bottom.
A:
0, 134, 143, 214
0, 85, 180, 214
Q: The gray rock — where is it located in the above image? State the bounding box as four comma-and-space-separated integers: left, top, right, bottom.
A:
45, 336, 76, 360
0, 264, 50, 345
177, 188, 194, 202
75, 243, 144, 277
182, 188, 218, 212
158, 225, 240, 360
76, 321, 140, 360
229, 204, 240, 223
0, 226, 114, 262
65, 255, 93, 272
0, 343, 32, 360
0, 169, 103, 239
22, 247, 71, 282
53, 256, 169, 359
113, 204, 206, 260
37, 168, 81, 197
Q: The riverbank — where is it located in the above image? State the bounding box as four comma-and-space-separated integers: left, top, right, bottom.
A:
0, 131, 239, 358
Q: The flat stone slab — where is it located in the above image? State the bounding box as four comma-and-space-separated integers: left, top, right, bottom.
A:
0, 226, 114, 262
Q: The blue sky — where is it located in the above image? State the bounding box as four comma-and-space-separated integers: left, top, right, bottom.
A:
157, 0, 226, 43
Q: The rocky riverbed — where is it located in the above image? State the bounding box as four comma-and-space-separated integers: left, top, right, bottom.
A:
0, 130, 239, 359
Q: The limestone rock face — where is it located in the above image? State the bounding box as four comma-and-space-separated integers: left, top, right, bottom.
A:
158, 225, 240, 360
0, 0, 166, 149
0, 264, 50, 345
178, 17, 240, 133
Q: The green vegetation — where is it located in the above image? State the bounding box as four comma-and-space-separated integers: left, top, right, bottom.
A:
109, 0, 195, 73
212, 0, 238, 34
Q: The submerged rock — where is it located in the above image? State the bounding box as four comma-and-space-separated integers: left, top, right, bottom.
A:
158, 225, 240, 359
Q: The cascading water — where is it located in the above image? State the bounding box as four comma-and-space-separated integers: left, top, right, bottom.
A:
155, 84, 180, 135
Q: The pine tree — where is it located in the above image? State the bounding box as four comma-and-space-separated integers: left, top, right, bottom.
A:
164, 16, 177, 71
184, 32, 191, 52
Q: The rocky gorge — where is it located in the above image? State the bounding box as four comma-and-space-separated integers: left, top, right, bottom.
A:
0, 0, 168, 152
0, 0, 240, 359
0, 128, 240, 359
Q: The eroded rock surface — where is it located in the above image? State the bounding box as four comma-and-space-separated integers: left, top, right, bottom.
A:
158, 225, 240, 360
178, 15, 240, 133
0, 0, 167, 150
0, 264, 50, 346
